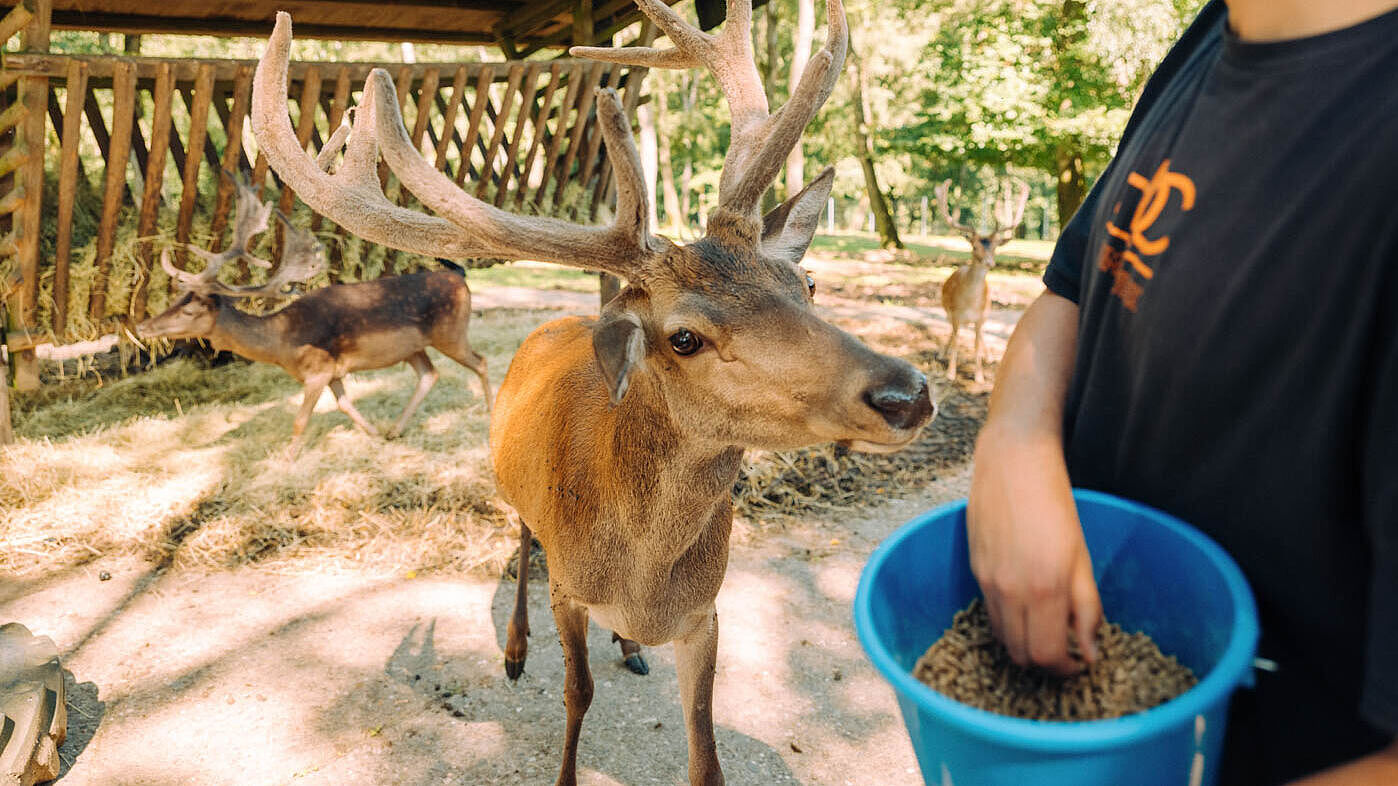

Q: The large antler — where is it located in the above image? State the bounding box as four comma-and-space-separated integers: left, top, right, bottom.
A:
990, 179, 1030, 244
162, 199, 326, 299
572, 0, 847, 220
935, 179, 977, 240
251, 13, 661, 279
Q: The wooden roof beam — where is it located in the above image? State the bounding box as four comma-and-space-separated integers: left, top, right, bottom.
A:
50, 11, 500, 45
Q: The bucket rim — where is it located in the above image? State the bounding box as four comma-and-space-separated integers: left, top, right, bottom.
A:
853, 488, 1260, 753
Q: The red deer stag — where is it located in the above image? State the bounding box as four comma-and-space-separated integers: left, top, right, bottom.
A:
935, 178, 1029, 383
138, 175, 492, 456
251, 4, 934, 783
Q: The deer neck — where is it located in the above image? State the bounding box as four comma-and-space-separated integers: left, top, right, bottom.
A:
206, 302, 296, 368
605, 375, 745, 545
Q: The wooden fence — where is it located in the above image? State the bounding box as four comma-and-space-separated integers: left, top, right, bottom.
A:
0, 39, 646, 356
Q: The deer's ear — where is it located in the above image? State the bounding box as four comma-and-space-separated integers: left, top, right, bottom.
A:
593, 307, 647, 406
761, 166, 836, 265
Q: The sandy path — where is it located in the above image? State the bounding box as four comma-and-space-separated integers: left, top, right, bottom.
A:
2, 467, 972, 786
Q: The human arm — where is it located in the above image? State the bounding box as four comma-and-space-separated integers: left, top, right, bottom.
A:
966, 290, 1102, 675
1286, 738, 1398, 785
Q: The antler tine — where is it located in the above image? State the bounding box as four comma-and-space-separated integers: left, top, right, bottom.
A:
253, 13, 659, 278
936, 179, 977, 238
991, 179, 1030, 241
572, 0, 845, 219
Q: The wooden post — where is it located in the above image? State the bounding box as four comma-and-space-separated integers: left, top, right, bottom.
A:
12, 0, 49, 391
51, 59, 87, 338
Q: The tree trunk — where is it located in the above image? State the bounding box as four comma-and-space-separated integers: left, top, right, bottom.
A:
637, 101, 660, 231
1055, 143, 1085, 228
760, 0, 780, 212
850, 39, 902, 249
653, 76, 684, 235
785, 0, 814, 198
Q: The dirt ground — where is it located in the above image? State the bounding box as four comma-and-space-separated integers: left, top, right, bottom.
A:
2, 251, 1034, 785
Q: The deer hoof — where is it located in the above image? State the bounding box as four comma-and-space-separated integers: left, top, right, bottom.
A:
504, 656, 525, 681
623, 653, 650, 676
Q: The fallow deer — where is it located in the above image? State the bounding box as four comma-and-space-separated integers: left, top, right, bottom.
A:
250, 5, 934, 783
935, 178, 1029, 383
137, 176, 492, 456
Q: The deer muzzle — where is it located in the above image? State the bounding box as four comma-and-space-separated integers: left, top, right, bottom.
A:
863, 368, 934, 431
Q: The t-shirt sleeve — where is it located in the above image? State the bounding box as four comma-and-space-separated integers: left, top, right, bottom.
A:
1360, 272, 1398, 737
1042, 178, 1104, 305
1041, 0, 1227, 305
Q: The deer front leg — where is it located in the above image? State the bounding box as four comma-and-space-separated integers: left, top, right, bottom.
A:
972, 319, 986, 384
287, 373, 331, 458
611, 631, 649, 675
386, 352, 438, 439
443, 347, 492, 413
945, 320, 961, 381
675, 608, 724, 786
504, 521, 532, 680
329, 378, 381, 437
552, 594, 593, 786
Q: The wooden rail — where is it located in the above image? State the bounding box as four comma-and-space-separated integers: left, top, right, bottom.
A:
0, 48, 642, 346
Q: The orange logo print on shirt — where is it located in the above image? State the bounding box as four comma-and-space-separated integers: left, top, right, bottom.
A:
1099, 159, 1195, 311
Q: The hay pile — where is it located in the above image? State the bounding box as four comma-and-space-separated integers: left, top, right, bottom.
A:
733, 388, 985, 517
914, 599, 1197, 721
0, 310, 558, 580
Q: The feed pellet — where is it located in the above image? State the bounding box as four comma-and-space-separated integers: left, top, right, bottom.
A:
913, 598, 1197, 721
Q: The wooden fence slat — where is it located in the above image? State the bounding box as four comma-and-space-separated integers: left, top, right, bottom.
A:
0, 102, 27, 136
475, 63, 525, 200
0, 146, 27, 180
88, 59, 135, 322
433, 65, 468, 172
576, 66, 618, 213
0, 186, 24, 215
178, 85, 224, 175
533, 61, 584, 208
207, 64, 252, 255
131, 61, 172, 321
1, 54, 506, 85
52, 59, 87, 337
0, 4, 34, 45
408, 67, 440, 150
315, 67, 353, 269
513, 62, 563, 208
454, 64, 496, 187
279, 64, 323, 216
553, 61, 606, 208
494, 62, 542, 207
173, 63, 215, 268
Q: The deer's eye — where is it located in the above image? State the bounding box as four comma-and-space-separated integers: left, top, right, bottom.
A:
806, 274, 816, 297
669, 329, 702, 356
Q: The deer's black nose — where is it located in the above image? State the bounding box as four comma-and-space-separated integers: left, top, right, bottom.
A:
863, 370, 934, 431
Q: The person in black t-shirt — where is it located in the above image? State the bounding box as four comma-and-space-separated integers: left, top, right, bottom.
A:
965, 1, 1398, 783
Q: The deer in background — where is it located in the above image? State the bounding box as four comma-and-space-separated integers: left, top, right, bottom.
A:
252, 4, 933, 782
137, 175, 492, 456
935, 178, 1029, 384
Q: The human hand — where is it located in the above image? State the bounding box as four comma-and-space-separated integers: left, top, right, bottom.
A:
966, 425, 1102, 675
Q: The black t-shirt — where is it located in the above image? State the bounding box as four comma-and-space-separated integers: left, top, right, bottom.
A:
1043, 2, 1398, 782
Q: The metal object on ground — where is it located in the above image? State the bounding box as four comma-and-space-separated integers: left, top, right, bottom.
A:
0, 623, 66, 786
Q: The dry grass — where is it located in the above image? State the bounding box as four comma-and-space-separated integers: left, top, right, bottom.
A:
3, 252, 1004, 580
0, 308, 558, 581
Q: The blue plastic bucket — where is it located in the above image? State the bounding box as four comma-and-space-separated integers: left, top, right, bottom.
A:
854, 489, 1259, 786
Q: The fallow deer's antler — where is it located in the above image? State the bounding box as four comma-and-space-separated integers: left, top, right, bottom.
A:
935, 179, 977, 239
991, 180, 1031, 243
162, 176, 326, 299
251, 13, 661, 279
572, 0, 848, 220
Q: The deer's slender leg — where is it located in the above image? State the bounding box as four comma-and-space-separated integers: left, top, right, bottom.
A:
386, 352, 438, 439
675, 608, 724, 786
443, 347, 492, 412
972, 319, 986, 384
552, 593, 593, 786
504, 520, 532, 680
329, 377, 381, 437
612, 631, 649, 675
288, 373, 331, 458
945, 320, 961, 381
